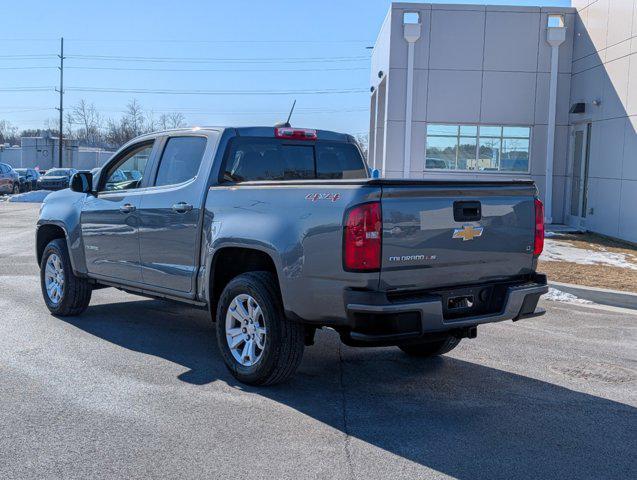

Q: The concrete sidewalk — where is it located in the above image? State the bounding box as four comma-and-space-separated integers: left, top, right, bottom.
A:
550, 281, 637, 310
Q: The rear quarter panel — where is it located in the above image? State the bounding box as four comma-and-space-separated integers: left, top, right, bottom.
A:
200, 183, 380, 323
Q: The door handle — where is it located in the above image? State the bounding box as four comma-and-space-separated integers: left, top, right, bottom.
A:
172, 202, 193, 213
120, 203, 136, 213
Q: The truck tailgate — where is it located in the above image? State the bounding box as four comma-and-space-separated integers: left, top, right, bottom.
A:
378, 180, 537, 291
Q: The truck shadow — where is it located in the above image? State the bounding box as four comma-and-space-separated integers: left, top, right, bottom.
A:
61, 298, 636, 480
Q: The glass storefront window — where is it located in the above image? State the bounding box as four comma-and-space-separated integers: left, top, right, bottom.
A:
425, 124, 530, 173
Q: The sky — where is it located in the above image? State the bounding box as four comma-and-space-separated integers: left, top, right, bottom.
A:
1, 0, 570, 138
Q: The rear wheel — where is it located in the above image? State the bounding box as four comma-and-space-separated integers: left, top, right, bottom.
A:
216, 271, 305, 385
40, 239, 92, 316
399, 336, 460, 357
12, 182, 19, 194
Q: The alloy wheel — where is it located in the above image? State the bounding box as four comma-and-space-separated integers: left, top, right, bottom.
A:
225, 294, 267, 367
44, 253, 65, 305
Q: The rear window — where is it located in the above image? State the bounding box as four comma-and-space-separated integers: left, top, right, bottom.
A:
316, 144, 367, 179
222, 138, 366, 183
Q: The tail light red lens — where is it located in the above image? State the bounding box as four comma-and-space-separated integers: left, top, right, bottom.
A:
533, 198, 545, 256
343, 202, 382, 271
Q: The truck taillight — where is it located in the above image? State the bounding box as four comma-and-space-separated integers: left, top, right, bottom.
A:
534, 198, 544, 256
343, 202, 382, 271
274, 127, 317, 140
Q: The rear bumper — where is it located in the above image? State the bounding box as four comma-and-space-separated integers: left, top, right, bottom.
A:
342, 275, 548, 346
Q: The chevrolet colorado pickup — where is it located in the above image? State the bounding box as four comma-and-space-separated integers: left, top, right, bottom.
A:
36, 126, 548, 385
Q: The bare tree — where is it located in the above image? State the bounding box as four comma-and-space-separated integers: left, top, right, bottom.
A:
125, 99, 146, 137
0, 120, 19, 145
4, 99, 189, 150
145, 110, 157, 133
159, 112, 186, 130
70, 99, 103, 145
43, 117, 60, 136
355, 133, 369, 160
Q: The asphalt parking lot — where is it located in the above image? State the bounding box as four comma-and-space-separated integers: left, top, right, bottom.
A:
1, 202, 635, 480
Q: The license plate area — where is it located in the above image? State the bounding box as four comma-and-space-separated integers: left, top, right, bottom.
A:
438, 285, 507, 320
448, 295, 474, 311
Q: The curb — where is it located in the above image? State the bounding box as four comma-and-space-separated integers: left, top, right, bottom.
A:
549, 281, 637, 310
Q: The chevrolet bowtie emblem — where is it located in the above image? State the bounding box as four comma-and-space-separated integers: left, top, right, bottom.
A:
452, 225, 484, 241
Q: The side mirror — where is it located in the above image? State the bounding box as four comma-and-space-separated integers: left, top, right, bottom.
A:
70, 172, 93, 194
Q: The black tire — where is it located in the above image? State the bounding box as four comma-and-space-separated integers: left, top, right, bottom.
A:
216, 271, 304, 386
399, 336, 461, 357
12, 182, 19, 194
40, 238, 92, 316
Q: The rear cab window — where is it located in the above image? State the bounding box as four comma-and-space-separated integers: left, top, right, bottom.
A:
222, 138, 367, 183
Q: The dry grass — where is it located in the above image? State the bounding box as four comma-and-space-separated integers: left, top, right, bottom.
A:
548, 232, 637, 254
539, 232, 637, 293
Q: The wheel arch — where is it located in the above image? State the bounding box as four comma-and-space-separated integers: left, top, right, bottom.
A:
36, 222, 80, 274
207, 246, 281, 315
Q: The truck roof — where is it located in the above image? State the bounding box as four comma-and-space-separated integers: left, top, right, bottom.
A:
152, 126, 354, 142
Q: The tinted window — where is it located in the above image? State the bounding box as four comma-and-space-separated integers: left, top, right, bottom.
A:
223, 138, 365, 183
0, 165, 7, 174
316, 144, 366, 179
102, 143, 153, 192
155, 136, 207, 187
224, 139, 314, 182
44, 168, 73, 177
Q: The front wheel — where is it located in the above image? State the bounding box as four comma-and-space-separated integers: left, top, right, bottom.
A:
40, 239, 92, 316
216, 271, 305, 385
12, 183, 19, 194
399, 336, 461, 357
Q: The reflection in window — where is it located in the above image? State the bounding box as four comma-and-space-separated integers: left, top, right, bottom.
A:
426, 124, 530, 173
104, 144, 152, 191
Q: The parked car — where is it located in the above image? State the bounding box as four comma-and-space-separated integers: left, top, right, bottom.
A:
425, 157, 452, 169
36, 168, 78, 191
0, 162, 20, 194
36, 126, 547, 385
14, 168, 41, 192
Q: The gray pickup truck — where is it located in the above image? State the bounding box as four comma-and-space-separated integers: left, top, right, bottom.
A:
36, 126, 548, 385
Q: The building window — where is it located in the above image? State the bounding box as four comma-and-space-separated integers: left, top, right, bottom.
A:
547, 14, 564, 28
425, 124, 531, 173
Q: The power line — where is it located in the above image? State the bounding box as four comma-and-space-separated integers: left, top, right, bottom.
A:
65, 38, 372, 44
65, 54, 369, 64
0, 37, 372, 45
0, 54, 56, 59
65, 65, 367, 73
0, 87, 54, 92
0, 66, 57, 70
66, 86, 367, 96
0, 107, 55, 113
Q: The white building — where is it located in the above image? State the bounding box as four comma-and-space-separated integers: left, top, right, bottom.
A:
369, 1, 637, 244
0, 135, 113, 171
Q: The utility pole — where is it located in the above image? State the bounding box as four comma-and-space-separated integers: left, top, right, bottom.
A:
55, 37, 64, 168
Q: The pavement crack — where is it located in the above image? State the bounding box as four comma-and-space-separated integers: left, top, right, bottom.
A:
338, 342, 355, 480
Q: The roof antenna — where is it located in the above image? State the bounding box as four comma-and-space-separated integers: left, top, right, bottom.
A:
275, 99, 296, 128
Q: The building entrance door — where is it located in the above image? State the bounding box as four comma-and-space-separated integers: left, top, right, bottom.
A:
567, 123, 591, 228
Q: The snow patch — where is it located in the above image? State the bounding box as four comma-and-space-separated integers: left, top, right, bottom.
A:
545, 287, 593, 304
541, 239, 637, 271
8, 190, 53, 203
